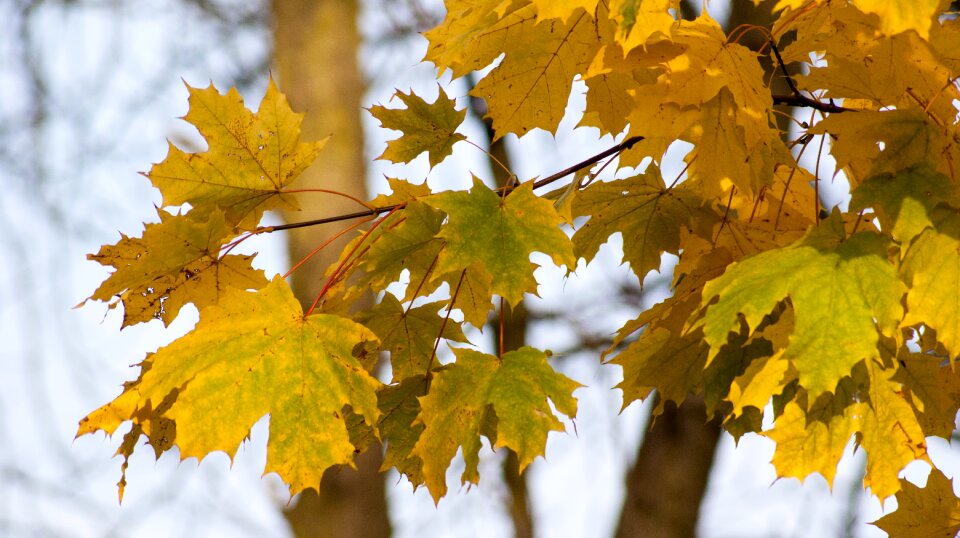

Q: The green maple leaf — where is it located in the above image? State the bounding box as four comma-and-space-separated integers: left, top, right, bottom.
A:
87, 209, 267, 327
147, 79, 324, 228
572, 169, 702, 279
356, 294, 468, 382
78, 277, 381, 495
412, 347, 581, 502
368, 87, 466, 168
425, 178, 575, 306
701, 218, 905, 400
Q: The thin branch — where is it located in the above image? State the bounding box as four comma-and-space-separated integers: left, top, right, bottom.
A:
257, 135, 646, 234
768, 37, 850, 114
772, 93, 849, 114
531, 135, 644, 190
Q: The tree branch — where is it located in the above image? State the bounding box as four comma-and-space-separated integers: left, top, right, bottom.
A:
260, 135, 645, 233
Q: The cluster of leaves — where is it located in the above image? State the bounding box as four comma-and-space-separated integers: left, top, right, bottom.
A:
80, 0, 960, 532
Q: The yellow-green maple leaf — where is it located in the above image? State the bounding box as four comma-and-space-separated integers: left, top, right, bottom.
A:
810, 109, 947, 185
902, 207, 960, 360
425, 179, 575, 306
572, 169, 702, 279
356, 295, 468, 382
873, 469, 960, 537
851, 165, 956, 245
147, 79, 324, 228
612, 327, 706, 409
87, 209, 267, 327
412, 347, 580, 502
78, 277, 381, 495
701, 220, 906, 400
377, 377, 428, 485
359, 201, 445, 300
368, 87, 466, 168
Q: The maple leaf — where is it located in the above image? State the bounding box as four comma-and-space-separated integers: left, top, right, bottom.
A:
612, 327, 706, 409
690, 89, 789, 198
465, 5, 602, 138
894, 353, 960, 438
412, 347, 580, 502
810, 109, 947, 184
764, 399, 858, 488
87, 209, 267, 327
425, 179, 575, 306
78, 277, 382, 495
857, 358, 929, 500
368, 87, 466, 168
147, 79, 325, 228
902, 207, 960, 361
701, 219, 906, 400
423, 0, 523, 77
532, 0, 598, 22
608, 0, 678, 51
663, 15, 771, 117
377, 377, 428, 485
851, 165, 956, 245
359, 201, 445, 300
439, 264, 495, 328
873, 469, 960, 537
356, 295, 468, 382
854, 0, 942, 39
572, 168, 702, 280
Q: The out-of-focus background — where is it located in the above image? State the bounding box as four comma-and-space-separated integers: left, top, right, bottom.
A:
2, 1, 941, 536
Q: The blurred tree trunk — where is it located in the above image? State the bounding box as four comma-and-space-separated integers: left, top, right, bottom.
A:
467, 76, 535, 538
272, 1, 391, 537
614, 2, 791, 536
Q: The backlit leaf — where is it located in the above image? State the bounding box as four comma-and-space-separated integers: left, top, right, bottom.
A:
873, 469, 960, 537
87, 209, 267, 327
412, 347, 580, 502
147, 79, 325, 228
426, 179, 575, 305
369, 87, 466, 168
701, 219, 906, 400
79, 277, 381, 495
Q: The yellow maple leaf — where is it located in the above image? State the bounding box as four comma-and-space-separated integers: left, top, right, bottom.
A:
147, 79, 325, 229
873, 469, 960, 537
532, 0, 598, 22
466, 5, 603, 138
853, 0, 943, 39
608, 0, 678, 52
87, 209, 267, 327
78, 277, 382, 496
